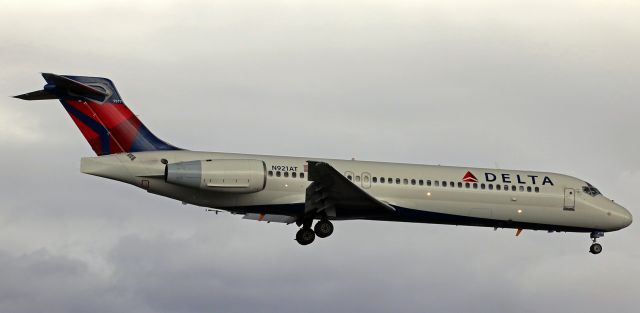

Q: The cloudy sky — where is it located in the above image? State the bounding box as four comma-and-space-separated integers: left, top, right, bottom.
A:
1, 0, 639, 312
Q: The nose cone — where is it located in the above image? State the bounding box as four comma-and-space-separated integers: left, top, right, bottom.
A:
607, 203, 633, 231
620, 207, 633, 228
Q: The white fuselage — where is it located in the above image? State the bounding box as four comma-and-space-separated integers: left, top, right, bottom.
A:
81, 150, 632, 233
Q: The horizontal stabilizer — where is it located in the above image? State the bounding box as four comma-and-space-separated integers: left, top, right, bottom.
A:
14, 73, 109, 102
42, 73, 109, 99
13, 89, 57, 100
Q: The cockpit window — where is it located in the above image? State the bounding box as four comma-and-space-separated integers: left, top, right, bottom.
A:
583, 182, 601, 197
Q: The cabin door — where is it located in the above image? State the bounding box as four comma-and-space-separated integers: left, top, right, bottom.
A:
564, 188, 575, 210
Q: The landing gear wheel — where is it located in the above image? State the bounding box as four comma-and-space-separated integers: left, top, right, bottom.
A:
314, 220, 334, 238
296, 228, 315, 245
589, 231, 604, 255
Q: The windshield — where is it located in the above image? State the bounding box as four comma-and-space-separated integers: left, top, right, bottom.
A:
583, 182, 601, 196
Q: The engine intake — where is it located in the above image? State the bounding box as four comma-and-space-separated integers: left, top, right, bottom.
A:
165, 159, 266, 193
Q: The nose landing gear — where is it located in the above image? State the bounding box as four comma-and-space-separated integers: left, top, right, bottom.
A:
589, 231, 604, 255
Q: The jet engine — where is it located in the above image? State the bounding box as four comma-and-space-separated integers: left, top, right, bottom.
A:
165, 159, 266, 193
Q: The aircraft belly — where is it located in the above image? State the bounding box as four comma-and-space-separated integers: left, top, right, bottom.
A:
387, 196, 588, 231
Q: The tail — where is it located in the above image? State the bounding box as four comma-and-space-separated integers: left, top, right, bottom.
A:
15, 73, 179, 155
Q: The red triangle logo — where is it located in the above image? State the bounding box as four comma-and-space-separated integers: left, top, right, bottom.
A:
463, 171, 478, 182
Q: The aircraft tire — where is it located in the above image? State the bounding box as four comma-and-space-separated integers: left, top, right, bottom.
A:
589, 243, 602, 254
296, 228, 315, 245
314, 220, 334, 238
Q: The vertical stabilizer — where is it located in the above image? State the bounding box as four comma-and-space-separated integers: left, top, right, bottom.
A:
15, 73, 179, 155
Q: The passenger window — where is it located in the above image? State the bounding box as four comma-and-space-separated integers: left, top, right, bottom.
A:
535, 187, 540, 193
300, 173, 305, 179
511, 185, 516, 191
488, 184, 494, 190
465, 182, 470, 188
411, 179, 416, 185
403, 179, 408, 185
473, 183, 478, 189
347, 175, 352, 181
372, 177, 378, 183
380, 177, 385, 183
496, 185, 501, 191
427, 180, 432, 186
527, 186, 532, 192
388, 178, 393, 184
481, 183, 486, 190
519, 186, 524, 192
504, 185, 509, 191
284, 172, 289, 178
442, 181, 447, 187
276, 171, 281, 177
450, 182, 455, 188
458, 182, 462, 188
435, 181, 440, 187
268, 171, 274, 177
292, 172, 297, 178
419, 179, 424, 186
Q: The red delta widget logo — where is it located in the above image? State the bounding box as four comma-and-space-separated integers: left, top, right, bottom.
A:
462, 171, 478, 183
462, 171, 554, 186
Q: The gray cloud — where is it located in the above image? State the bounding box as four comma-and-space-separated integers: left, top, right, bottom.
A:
1, 0, 639, 312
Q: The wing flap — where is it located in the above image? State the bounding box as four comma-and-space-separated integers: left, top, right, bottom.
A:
243, 213, 297, 224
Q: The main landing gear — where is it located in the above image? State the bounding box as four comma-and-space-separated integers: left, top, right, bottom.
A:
295, 219, 334, 245
589, 231, 604, 255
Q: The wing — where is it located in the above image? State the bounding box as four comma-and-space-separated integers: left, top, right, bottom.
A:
305, 161, 395, 218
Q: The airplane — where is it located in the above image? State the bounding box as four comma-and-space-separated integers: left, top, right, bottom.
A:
15, 73, 632, 254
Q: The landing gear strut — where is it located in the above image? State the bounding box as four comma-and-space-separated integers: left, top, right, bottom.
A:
589, 231, 604, 255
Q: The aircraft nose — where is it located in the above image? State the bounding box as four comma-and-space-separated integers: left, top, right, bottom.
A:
620, 207, 633, 228
609, 203, 632, 230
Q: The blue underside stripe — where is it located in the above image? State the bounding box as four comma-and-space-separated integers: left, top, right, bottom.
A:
228, 203, 598, 232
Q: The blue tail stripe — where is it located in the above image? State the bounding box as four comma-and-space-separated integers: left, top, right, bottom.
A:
61, 101, 110, 154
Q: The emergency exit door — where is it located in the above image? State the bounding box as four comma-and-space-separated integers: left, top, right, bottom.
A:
361, 172, 371, 189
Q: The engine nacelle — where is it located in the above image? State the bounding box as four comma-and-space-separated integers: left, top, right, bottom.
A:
165, 159, 266, 193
